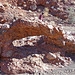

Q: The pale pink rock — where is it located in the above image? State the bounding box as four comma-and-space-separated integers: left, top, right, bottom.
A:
1, 54, 53, 74
46, 52, 57, 60
12, 35, 45, 47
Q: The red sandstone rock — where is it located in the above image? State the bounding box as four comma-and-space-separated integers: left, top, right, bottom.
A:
0, 17, 75, 59
0, 20, 74, 74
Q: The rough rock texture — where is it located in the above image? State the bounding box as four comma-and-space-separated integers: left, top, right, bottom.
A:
0, 0, 75, 74
0, 18, 75, 58
0, 47, 72, 74
0, 17, 74, 74
46, 52, 57, 60
17, 0, 69, 19
1, 54, 53, 74
12, 35, 46, 47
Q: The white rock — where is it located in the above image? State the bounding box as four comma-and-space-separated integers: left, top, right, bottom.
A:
51, 6, 54, 9
48, 25, 53, 30
67, 35, 74, 41
18, 7, 21, 9
2, 24, 10, 29
23, 4, 27, 7
56, 27, 59, 32
34, 17, 38, 19
30, 17, 34, 20
12, 35, 44, 47
66, 31, 71, 35
19, 13, 23, 16
71, 1, 75, 4
8, 4, 12, 7
62, 30, 65, 34
58, 24, 62, 26
63, 41, 66, 46
50, 21, 56, 26
57, 55, 66, 63
0, 3, 3, 6
28, 10, 32, 13
0, 24, 2, 28
58, 26, 63, 31
33, 13, 36, 16
41, 21, 45, 24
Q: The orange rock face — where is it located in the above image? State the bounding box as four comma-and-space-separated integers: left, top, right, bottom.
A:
0, 18, 75, 58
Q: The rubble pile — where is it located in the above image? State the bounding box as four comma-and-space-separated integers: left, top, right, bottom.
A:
17, 0, 75, 20
0, 52, 72, 74
17, 0, 69, 20
0, 17, 74, 74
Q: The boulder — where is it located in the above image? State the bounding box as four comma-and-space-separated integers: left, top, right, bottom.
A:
0, 17, 75, 58
2, 24, 10, 29
0, 16, 75, 74
46, 52, 57, 60
30, 4, 37, 10
71, 1, 75, 5
46, 52, 72, 67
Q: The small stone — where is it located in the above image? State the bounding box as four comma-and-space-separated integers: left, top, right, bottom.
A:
19, 13, 23, 16
18, 7, 21, 9
2, 24, 10, 29
3, 3, 9, 7
46, 52, 57, 60
28, 10, 32, 12
0, 24, 2, 28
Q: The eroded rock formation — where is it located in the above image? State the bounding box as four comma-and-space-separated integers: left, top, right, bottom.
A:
0, 0, 75, 74
0, 17, 74, 74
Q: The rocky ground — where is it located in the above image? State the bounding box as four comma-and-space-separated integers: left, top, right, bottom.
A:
0, 0, 75, 75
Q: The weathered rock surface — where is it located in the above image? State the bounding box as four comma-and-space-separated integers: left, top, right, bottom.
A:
0, 50, 72, 74
46, 52, 57, 60
17, 0, 69, 19
0, 17, 75, 58
12, 35, 46, 47
1, 41, 15, 57
0, 0, 75, 74
0, 18, 74, 74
